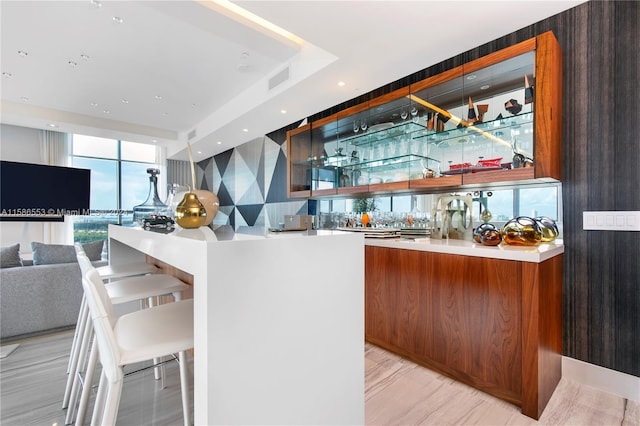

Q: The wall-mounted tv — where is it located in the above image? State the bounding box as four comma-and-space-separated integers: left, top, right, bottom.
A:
0, 161, 91, 222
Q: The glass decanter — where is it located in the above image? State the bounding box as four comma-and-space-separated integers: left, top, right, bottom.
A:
132, 168, 171, 224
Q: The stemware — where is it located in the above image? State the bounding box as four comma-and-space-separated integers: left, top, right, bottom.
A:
353, 120, 360, 134
411, 107, 419, 123
400, 108, 408, 121
360, 118, 368, 132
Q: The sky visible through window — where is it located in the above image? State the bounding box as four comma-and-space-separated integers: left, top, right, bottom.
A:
72, 135, 158, 211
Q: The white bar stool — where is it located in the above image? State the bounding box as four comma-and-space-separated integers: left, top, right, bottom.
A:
82, 267, 193, 426
64, 248, 190, 425
64, 261, 159, 383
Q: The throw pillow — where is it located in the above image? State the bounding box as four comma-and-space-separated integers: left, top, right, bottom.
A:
31, 242, 76, 265
82, 240, 104, 261
31, 241, 105, 265
0, 243, 23, 268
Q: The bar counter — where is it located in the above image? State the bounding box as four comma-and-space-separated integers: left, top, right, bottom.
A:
108, 225, 365, 425
364, 235, 564, 262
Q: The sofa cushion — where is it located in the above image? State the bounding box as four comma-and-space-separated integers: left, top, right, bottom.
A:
0, 243, 22, 268
31, 241, 105, 265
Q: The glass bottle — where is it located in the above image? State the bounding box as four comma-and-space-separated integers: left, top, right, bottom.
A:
133, 168, 171, 224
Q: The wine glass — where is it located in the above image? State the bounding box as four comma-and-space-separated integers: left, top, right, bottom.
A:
361, 213, 370, 227
400, 108, 408, 121
360, 118, 368, 132
410, 107, 419, 123
353, 120, 360, 134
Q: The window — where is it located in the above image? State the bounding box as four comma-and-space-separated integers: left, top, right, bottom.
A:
317, 184, 562, 236
71, 135, 160, 243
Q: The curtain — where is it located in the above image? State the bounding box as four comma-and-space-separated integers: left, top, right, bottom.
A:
167, 159, 192, 189
39, 130, 73, 244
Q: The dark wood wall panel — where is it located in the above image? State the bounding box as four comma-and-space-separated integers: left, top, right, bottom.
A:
293, 1, 640, 377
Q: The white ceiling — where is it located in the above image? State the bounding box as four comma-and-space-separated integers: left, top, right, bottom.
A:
1, 0, 584, 162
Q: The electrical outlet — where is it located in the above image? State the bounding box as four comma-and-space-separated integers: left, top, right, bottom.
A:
583, 211, 640, 231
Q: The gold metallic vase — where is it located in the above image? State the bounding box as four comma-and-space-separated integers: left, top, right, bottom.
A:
175, 192, 207, 229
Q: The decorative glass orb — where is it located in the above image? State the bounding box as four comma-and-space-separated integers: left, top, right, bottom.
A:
473, 223, 496, 243
534, 216, 559, 242
501, 216, 543, 246
481, 229, 502, 246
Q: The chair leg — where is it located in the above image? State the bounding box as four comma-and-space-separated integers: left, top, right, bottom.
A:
76, 336, 99, 426
179, 351, 191, 426
148, 296, 163, 382
65, 322, 93, 424
100, 373, 123, 426
63, 299, 89, 408
91, 371, 107, 426
67, 296, 87, 372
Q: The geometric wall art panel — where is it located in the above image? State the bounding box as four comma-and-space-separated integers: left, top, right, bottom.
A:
197, 119, 309, 231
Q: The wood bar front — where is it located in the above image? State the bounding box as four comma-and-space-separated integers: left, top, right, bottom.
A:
364, 245, 563, 419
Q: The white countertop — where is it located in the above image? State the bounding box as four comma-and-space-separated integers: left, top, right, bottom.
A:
363, 235, 564, 263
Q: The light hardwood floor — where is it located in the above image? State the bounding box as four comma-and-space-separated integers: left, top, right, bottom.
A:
1, 330, 637, 425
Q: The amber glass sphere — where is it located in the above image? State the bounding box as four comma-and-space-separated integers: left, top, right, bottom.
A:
534, 216, 559, 242
481, 229, 503, 246
473, 223, 496, 243
501, 216, 543, 246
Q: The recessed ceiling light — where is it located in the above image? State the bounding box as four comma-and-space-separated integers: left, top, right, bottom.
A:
68, 60, 77, 67
151, 139, 157, 143
47, 123, 58, 128
466, 74, 477, 80
17, 50, 28, 57
154, 95, 162, 100
112, 16, 124, 24
103, 109, 110, 114
338, 81, 346, 87
121, 99, 129, 104
280, 109, 287, 114
197, 151, 202, 154
216, 141, 222, 145
80, 54, 90, 61
90, 0, 102, 8
90, 102, 98, 107
243, 128, 249, 132
20, 97, 29, 102
480, 85, 491, 90
2, 72, 12, 78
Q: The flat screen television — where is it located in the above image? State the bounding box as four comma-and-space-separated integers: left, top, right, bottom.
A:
0, 161, 91, 222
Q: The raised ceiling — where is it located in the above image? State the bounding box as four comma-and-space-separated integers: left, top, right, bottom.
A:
0, 0, 584, 161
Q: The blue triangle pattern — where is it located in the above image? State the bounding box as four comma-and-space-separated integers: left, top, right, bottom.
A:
236, 204, 263, 226
215, 149, 233, 177
216, 180, 233, 206
265, 149, 288, 203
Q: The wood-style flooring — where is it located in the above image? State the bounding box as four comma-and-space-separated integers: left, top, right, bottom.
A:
1, 330, 637, 425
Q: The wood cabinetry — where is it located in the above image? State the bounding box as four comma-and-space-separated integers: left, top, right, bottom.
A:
364, 245, 562, 419
286, 31, 562, 198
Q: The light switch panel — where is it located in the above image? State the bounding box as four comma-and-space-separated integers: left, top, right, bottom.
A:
583, 211, 640, 231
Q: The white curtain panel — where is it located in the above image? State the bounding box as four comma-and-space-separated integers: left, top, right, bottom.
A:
39, 130, 73, 244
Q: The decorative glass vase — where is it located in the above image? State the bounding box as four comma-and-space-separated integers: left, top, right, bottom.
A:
133, 168, 171, 224
473, 223, 496, 243
501, 216, 543, 246
535, 216, 559, 242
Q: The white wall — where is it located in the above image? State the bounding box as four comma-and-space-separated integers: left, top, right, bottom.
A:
1, 124, 48, 255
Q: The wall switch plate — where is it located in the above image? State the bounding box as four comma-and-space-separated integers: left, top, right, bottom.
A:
583, 211, 640, 231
